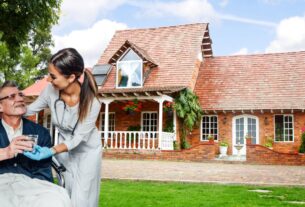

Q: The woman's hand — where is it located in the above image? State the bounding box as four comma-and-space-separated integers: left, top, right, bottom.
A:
23, 145, 54, 160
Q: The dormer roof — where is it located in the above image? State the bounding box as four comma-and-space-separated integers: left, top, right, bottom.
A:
109, 40, 158, 68
98, 23, 212, 92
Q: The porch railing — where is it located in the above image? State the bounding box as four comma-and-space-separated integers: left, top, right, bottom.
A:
100, 131, 175, 150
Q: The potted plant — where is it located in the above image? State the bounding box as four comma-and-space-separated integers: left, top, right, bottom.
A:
219, 141, 228, 157
163, 101, 174, 116
299, 127, 305, 153
121, 99, 142, 115
208, 134, 214, 143
263, 136, 274, 149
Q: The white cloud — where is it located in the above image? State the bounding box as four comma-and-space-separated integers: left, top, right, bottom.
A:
231, 48, 249, 55
57, 0, 127, 28
53, 19, 128, 67
132, 0, 275, 27
219, 0, 229, 7
132, 0, 219, 22
266, 15, 305, 53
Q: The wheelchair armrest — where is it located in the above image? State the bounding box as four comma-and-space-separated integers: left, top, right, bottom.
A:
51, 157, 66, 173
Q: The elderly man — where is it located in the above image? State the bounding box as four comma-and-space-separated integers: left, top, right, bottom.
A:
0, 80, 52, 181
0, 80, 72, 207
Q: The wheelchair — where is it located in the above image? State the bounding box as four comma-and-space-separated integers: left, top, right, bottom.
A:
52, 157, 66, 187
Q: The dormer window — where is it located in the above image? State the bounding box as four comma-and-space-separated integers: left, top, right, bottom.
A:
116, 49, 143, 88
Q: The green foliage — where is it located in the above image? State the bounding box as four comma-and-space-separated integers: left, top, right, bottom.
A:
219, 141, 228, 147
173, 88, 203, 149
0, 0, 61, 88
299, 130, 305, 153
173, 141, 180, 150
127, 125, 141, 131
263, 137, 274, 148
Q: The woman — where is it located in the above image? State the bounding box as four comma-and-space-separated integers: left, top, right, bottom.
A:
24, 48, 102, 207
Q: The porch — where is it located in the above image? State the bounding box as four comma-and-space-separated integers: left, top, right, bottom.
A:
100, 131, 175, 150
99, 86, 184, 151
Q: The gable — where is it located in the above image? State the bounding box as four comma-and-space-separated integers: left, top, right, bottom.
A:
98, 23, 211, 90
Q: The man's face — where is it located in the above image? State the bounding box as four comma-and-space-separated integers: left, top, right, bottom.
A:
0, 87, 26, 117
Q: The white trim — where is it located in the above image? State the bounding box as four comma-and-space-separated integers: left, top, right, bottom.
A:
99, 112, 115, 131
43, 109, 53, 133
200, 115, 218, 141
273, 114, 294, 142
100, 94, 173, 102
232, 114, 260, 155
141, 111, 158, 131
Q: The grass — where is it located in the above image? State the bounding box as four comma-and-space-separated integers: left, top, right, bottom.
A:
99, 180, 305, 207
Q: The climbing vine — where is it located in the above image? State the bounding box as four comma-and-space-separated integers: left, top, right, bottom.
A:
174, 89, 203, 149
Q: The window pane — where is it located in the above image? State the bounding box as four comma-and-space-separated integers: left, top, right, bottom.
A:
120, 49, 141, 61
275, 115, 284, 141
117, 61, 142, 87
201, 116, 218, 141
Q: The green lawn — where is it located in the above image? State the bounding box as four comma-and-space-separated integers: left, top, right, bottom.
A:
99, 180, 305, 207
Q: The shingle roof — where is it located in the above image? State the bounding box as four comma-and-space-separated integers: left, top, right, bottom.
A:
98, 23, 210, 90
23, 76, 48, 96
194, 51, 305, 111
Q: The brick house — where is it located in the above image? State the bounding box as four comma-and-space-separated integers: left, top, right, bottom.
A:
24, 23, 305, 164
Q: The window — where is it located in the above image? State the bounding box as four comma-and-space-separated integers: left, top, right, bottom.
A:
116, 49, 143, 88
275, 115, 294, 142
201, 115, 218, 141
100, 113, 115, 131
142, 112, 158, 138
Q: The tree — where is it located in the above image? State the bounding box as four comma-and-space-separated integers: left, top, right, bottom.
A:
0, 0, 61, 88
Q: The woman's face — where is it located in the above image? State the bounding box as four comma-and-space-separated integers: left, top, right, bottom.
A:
47, 64, 74, 90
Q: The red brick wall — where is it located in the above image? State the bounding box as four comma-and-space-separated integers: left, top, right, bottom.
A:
246, 140, 305, 165
103, 142, 216, 162
189, 112, 305, 155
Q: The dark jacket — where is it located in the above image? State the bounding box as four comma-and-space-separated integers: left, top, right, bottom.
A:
0, 118, 53, 182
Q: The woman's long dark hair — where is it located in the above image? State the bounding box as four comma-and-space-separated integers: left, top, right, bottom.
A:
50, 48, 98, 122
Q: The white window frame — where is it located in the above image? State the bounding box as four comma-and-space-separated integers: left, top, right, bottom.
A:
141, 111, 158, 132
200, 115, 218, 141
274, 114, 294, 142
116, 48, 143, 89
43, 109, 53, 133
99, 112, 115, 131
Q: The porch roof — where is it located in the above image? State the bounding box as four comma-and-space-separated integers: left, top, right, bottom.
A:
195, 51, 305, 111
99, 85, 185, 97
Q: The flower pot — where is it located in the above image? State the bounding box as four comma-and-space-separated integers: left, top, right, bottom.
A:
219, 146, 228, 157
166, 110, 173, 117
126, 110, 136, 115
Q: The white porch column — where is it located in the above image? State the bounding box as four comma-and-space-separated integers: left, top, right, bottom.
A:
101, 99, 113, 142
158, 98, 164, 149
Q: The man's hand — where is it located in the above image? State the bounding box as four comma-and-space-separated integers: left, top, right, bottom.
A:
4, 136, 34, 159
23, 145, 54, 161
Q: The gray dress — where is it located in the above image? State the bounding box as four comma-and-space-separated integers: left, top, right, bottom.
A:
27, 83, 102, 207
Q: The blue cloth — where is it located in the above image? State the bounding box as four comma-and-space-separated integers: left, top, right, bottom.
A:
0, 118, 53, 182
24, 145, 54, 160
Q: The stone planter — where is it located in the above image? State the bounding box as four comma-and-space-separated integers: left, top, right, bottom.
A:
219, 146, 228, 157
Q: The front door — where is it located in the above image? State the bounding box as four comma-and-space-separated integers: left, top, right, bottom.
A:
232, 115, 259, 155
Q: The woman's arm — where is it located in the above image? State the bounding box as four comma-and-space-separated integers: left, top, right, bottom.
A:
62, 98, 101, 151
25, 84, 52, 116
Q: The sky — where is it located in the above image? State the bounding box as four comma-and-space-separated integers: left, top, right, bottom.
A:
51, 0, 305, 67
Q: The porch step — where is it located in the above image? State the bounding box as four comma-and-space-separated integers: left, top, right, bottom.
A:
214, 155, 246, 164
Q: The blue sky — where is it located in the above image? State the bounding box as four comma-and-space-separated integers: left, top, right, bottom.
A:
52, 0, 305, 67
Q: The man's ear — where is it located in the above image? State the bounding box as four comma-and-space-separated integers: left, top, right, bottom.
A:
0, 103, 3, 113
